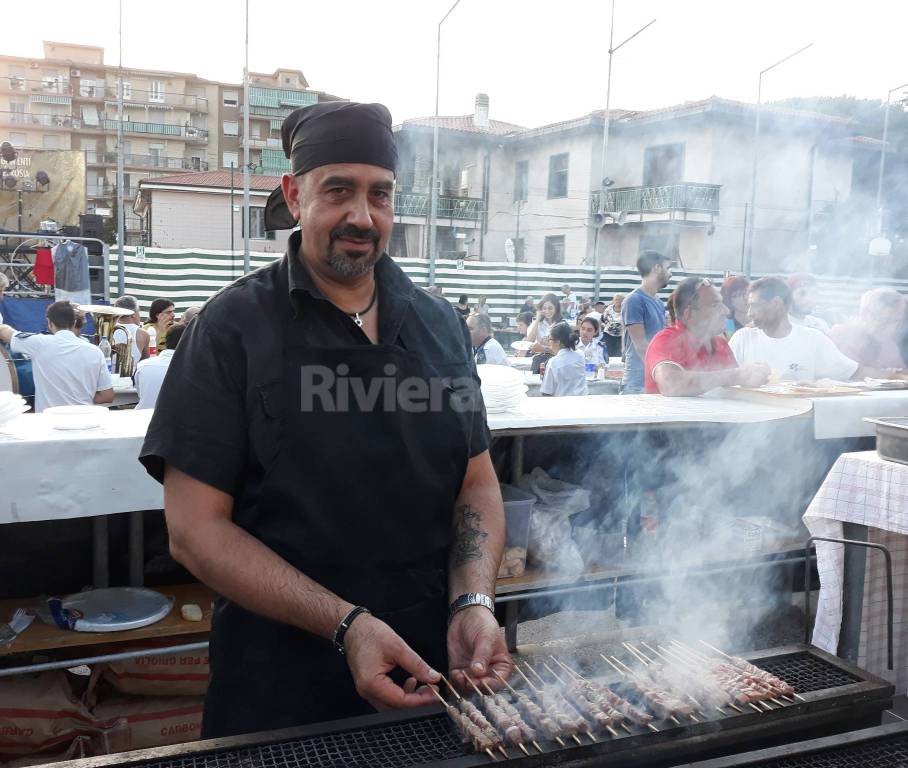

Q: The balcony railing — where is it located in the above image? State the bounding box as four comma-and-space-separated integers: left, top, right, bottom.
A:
0, 110, 79, 129
87, 184, 139, 199
395, 192, 482, 221
95, 119, 209, 141
100, 85, 208, 112
84, 151, 208, 171
590, 183, 721, 217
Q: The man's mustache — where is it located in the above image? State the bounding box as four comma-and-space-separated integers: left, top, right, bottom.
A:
330, 224, 380, 244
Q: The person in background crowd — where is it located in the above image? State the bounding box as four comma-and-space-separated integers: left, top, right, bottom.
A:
425, 285, 444, 298
518, 296, 536, 315
585, 300, 606, 326
601, 294, 624, 359
466, 313, 508, 366
0, 272, 8, 324
560, 284, 578, 321
182, 305, 202, 325
454, 294, 471, 318
787, 273, 830, 333
578, 316, 607, 369
541, 321, 588, 396
721, 276, 750, 337
731, 277, 903, 382
112, 295, 150, 367
515, 311, 533, 338
527, 292, 562, 351
144, 298, 176, 351
0, 301, 114, 411
829, 288, 908, 370
476, 296, 490, 316
646, 278, 769, 396
135, 323, 186, 410
622, 252, 672, 394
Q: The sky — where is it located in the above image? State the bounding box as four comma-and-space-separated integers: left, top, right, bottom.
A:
7, 0, 908, 129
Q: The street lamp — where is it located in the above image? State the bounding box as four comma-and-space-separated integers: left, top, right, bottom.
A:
428, 0, 463, 286
875, 81, 908, 236
744, 42, 813, 277
591, 1, 656, 299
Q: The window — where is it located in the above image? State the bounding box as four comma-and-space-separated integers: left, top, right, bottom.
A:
8, 68, 25, 90
643, 143, 685, 187
9, 99, 26, 124
149, 80, 165, 103
544, 235, 565, 264
250, 123, 262, 139
514, 160, 528, 202
9, 133, 26, 147
222, 151, 239, 168
117, 79, 132, 100
80, 78, 97, 98
42, 134, 60, 149
223, 121, 239, 137
223, 90, 239, 108
547, 153, 568, 198
245, 207, 276, 240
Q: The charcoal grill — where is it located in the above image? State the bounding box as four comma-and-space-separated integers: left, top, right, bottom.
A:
676, 721, 908, 766
44, 645, 893, 768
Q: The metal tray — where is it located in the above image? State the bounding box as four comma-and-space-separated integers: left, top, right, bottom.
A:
865, 417, 908, 466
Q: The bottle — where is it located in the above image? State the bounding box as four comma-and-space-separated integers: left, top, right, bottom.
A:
98, 337, 113, 373
147, 326, 157, 356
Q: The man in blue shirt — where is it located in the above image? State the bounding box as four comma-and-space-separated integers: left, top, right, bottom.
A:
621, 251, 672, 393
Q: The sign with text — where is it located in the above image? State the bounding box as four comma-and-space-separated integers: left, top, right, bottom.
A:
0, 150, 86, 231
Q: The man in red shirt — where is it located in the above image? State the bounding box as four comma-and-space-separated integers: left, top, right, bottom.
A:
645, 277, 770, 395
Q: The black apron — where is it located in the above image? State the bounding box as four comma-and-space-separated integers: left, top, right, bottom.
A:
201, 317, 473, 738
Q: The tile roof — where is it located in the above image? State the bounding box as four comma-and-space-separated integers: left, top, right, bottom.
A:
398, 115, 526, 136
139, 171, 282, 190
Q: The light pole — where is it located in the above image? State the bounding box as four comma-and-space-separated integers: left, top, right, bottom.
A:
744, 42, 813, 277
591, 1, 655, 299
116, 0, 125, 294
428, 0, 463, 285
875, 81, 908, 235
242, 0, 251, 273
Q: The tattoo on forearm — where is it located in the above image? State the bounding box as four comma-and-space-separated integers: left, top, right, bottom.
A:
451, 505, 488, 567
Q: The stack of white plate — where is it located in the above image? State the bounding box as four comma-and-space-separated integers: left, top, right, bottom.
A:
477, 364, 527, 413
44, 405, 108, 431
0, 392, 28, 428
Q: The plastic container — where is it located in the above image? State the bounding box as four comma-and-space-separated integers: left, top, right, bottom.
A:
498, 484, 535, 578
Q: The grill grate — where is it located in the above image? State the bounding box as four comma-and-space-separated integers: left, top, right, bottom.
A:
138, 715, 463, 768
756, 653, 860, 694
725, 735, 908, 767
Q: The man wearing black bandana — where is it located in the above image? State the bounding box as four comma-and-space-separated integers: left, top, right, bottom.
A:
139, 102, 511, 737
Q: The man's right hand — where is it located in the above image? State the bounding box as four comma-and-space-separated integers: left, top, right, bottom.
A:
736, 362, 771, 388
343, 613, 441, 712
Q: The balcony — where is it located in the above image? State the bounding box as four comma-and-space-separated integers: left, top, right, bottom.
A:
100, 85, 208, 112
85, 151, 208, 171
94, 119, 209, 142
394, 192, 482, 221
86, 184, 111, 198
0, 110, 79, 129
590, 183, 721, 222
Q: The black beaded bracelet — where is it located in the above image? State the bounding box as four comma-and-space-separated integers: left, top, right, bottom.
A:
333, 606, 371, 656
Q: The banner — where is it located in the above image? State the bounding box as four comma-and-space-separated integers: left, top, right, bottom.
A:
0, 149, 86, 231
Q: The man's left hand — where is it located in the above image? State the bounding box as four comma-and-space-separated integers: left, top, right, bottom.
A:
447, 606, 512, 691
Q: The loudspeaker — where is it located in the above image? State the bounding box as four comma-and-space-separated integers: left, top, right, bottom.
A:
79, 214, 104, 255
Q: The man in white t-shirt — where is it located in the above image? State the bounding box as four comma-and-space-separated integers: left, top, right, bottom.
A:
560, 284, 579, 321
730, 277, 902, 382
134, 323, 186, 409
465, 313, 509, 366
0, 301, 114, 412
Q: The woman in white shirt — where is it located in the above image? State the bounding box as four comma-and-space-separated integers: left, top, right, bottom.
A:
541, 321, 588, 396
578, 316, 607, 373
527, 293, 562, 352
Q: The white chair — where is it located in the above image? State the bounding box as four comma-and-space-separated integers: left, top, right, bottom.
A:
0, 346, 19, 394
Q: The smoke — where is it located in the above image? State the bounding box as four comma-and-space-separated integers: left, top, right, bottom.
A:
504, 406, 838, 654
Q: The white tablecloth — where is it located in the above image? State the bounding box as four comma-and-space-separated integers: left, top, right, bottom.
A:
811, 391, 908, 440
804, 450, 908, 692
487, 393, 810, 432
0, 409, 161, 524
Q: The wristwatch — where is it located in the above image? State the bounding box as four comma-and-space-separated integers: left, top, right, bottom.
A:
448, 592, 495, 625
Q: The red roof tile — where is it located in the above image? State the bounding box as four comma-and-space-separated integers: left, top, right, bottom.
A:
139, 171, 282, 190
399, 115, 525, 136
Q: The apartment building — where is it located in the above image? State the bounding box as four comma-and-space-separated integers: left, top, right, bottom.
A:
0, 42, 339, 243
398, 95, 866, 274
